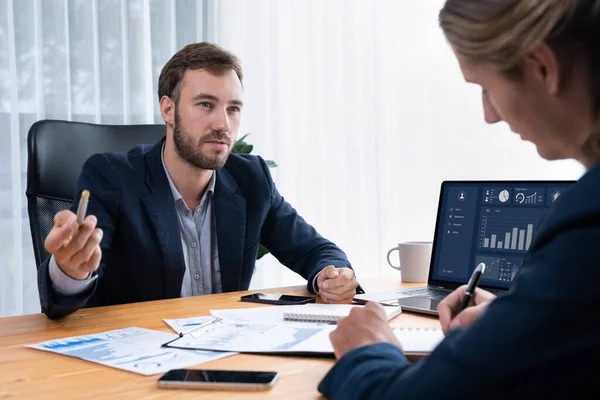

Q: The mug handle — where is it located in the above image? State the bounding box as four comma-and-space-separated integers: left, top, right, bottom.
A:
387, 247, 402, 270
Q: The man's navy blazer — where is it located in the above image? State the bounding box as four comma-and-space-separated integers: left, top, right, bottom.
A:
38, 138, 351, 319
319, 163, 600, 399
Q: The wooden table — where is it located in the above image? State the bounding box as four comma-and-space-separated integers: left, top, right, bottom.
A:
0, 278, 438, 399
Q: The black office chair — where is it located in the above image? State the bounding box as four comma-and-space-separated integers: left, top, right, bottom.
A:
26, 119, 166, 269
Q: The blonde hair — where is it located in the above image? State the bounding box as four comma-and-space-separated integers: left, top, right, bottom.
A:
439, 0, 600, 155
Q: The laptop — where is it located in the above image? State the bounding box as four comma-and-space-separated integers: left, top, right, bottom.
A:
354, 180, 576, 315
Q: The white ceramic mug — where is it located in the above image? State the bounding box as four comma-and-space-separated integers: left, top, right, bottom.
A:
386, 241, 433, 282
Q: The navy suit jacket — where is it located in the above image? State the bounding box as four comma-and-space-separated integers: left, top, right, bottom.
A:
319, 163, 600, 399
38, 138, 351, 319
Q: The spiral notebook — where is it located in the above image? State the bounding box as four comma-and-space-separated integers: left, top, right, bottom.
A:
282, 304, 403, 323
393, 327, 445, 355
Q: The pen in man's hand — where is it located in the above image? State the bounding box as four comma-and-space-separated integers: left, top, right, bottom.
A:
76, 190, 90, 225
456, 262, 486, 316
356, 283, 365, 294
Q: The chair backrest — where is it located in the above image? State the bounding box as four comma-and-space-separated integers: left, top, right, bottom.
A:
26, 119, 166, 269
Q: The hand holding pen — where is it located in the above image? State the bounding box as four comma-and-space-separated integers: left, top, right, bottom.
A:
437, 263, 497, 334
456, 263, 486, 315
44, 189, 103, 280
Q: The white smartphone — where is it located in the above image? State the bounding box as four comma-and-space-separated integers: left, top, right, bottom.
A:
157, 369, 279, 391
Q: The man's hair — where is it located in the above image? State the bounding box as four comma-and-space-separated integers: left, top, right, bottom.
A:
157, 42, 243, 103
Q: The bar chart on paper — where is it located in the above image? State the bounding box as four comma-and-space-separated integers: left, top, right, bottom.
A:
478, 208, 547, 252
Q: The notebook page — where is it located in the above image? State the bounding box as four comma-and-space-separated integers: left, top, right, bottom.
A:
393, 327, 445, 353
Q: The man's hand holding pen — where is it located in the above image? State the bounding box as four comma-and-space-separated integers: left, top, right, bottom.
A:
437, 263, 496, 334
438, 286, 496, 333
44, 190, 103, 280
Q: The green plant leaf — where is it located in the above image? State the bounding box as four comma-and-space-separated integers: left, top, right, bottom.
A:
236, 133, 250, 144
232, 134, 250, 154
232, 142, 246, 153
238, 144, 253, 154
257, 244, 269, 260
265, 160, 278, 168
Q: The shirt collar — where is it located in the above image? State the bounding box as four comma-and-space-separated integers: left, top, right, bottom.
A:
161, 143, 216, 203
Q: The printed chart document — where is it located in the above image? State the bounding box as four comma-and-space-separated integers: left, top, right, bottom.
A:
163, 315, 444, 356
163, 317, 336, 355
27, 327, 236, 375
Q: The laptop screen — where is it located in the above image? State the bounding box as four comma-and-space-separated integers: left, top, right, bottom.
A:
429, 181, 575, 291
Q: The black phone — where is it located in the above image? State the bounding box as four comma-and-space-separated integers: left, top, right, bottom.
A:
157, 369, 279, 391
240, 293, 316, 305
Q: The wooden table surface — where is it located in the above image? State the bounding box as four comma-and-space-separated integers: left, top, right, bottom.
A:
0, 278, 438, 399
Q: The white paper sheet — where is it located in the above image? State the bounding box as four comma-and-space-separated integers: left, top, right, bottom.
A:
162, 313, 444, 356
210, 306, 343, 327
26, 327, 236, 375
164, 308, 335, 334
164, 318, 336, 354
210, 306, 292, 323
164, 315, 216, 334
393, 328, 445, 353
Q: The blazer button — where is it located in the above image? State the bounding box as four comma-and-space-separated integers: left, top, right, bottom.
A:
191, 242, 197, 248
194, 273, 200, 280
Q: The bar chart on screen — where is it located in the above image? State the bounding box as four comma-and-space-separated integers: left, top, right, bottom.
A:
478, 207, 547, 252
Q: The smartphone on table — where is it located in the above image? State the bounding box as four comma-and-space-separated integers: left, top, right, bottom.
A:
240, 293, 316, 305
157, 369, 279, 391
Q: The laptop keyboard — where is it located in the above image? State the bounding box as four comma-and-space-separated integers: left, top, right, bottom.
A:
391, 288, 450, 301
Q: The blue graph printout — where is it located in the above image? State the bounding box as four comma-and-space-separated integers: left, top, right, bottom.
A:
26, 327, 235, 375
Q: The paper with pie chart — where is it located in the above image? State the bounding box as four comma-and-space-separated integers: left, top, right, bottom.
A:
26, 327, 235, 375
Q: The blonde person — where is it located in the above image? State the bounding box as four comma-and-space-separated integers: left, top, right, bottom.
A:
319, 1, 600, 398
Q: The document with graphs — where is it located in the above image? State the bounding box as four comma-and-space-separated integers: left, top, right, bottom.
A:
162, 316, 443, 356
26, 327, 235, 375
163, 316, 337, 355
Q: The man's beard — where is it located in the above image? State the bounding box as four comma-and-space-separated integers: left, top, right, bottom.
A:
173, 107, 232, 170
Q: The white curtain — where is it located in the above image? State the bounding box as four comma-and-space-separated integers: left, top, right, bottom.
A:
0, 0, 584, 317
0, 0, 211, 317
215, 0, 585, 289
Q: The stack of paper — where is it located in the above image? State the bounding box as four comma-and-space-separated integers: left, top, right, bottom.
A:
162, 305, 443, 356
27, 305, 443, 375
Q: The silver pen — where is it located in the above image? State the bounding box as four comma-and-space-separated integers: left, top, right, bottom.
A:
178, 317, 223, 337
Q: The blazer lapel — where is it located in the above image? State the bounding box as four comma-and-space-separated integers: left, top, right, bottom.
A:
214, 168, 246, 292
142, 139, 186, 298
